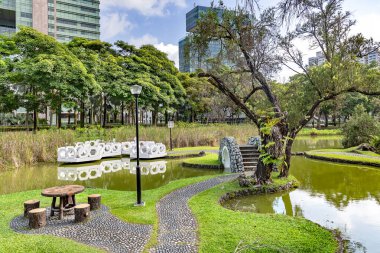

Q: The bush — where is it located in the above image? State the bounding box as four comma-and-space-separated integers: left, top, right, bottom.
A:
342, 105, 379, 148
371, 136, 380, 154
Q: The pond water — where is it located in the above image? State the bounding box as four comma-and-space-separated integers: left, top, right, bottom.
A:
0, 158, 222, 195
224, 136, 380, 252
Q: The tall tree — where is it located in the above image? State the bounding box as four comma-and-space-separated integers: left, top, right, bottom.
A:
191, 0, 380, 183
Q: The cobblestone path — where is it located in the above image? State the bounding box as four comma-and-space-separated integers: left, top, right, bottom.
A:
149, 174, 238, 253
11, 205, 152, 253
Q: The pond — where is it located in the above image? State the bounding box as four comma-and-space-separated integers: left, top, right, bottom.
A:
0, 158, 222, 195
224, 135, 380, 252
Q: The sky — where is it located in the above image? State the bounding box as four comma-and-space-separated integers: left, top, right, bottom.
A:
100, 0, 380, 79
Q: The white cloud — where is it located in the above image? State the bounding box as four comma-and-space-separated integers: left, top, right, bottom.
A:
128, 34, 179, 68
154, 42, 179, 68
100, 13, 133, 41
101, 0, 186, 16
129, 34, 159, 47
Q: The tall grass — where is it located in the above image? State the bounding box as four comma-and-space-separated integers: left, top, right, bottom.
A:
0, 123, 257, 170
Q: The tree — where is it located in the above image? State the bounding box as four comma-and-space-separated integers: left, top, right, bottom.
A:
191, 0, 380, 183
342, 105, 379, 147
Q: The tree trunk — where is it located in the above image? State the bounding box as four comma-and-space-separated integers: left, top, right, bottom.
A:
68, 112, 71, 125
102, 96, 107, 128
317, 112, 322, 129
88, 109, 92, 125
279, 132, 296, 178
80, 99, 85, 128
152, 110, 157, 126
324, 112, 328, 128
57, 103, 62, 129
121, 102, 124, 125
33, 107, 37, 133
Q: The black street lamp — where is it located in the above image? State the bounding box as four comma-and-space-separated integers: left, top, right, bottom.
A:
130, 84, 144, 206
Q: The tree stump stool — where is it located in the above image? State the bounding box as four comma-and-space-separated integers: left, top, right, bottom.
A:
24, 200, 40, 217
28, 208, 46, 229
88, 194, 101, 210
74, 204, 90, 223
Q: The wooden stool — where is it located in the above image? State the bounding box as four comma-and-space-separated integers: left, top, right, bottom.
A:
28, 208, 46, 229
24, 200, 40, 217
88, 194, 101, 210
74, 204, 90, 223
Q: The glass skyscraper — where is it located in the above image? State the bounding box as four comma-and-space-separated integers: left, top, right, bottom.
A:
179, 6, 225, 72
0, 0, 100, 42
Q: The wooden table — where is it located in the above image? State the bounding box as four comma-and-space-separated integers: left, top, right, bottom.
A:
41, 185, 85, 220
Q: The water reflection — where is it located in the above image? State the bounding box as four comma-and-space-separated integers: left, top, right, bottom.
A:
58, 159, 167, 181
224, 137, 380, 252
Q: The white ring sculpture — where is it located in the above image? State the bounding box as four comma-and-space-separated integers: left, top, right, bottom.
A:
58, 140, 167, 163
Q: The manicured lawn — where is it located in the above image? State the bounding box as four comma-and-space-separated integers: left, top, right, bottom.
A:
172, 146, 219, 152
306, 151, 380, 165
189, 173, 338, 253
0, 175, 217, 253
298, 128, 342, 136
183, 153, 220, 165
307, 146, 380, 166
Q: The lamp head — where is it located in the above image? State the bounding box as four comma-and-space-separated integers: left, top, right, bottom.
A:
130, 85, 142, 96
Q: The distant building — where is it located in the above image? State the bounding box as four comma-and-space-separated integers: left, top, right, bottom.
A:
308, 49, 380, 67
0, 0, 100, 42
178, 5, 227, 72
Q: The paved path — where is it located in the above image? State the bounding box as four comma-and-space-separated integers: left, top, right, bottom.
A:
149, 174, 238, 253
11, 205, 152, 253
167, 149, 219, 155
11, 174, 237, 253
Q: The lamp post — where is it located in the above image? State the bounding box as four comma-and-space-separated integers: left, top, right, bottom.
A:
130, 84, 144, 206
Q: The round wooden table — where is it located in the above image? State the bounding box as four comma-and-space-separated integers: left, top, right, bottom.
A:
41, 185, 85, 220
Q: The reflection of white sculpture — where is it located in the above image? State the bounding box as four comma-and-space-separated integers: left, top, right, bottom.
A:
58, 158, 130, 181
129, 161, 167, 175
58, 159, 167, 181
130, 141, 167, 159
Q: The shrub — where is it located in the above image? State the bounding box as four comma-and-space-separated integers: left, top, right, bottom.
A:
371, 136, 380, 154
342, 105, 379, 148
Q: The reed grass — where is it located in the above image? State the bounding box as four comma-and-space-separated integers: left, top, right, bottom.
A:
0, 124, 257, 171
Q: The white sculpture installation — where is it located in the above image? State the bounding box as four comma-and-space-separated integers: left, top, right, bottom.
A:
58, 159, 167, 181
130, 141, 167, 159
58, 139, 167, 163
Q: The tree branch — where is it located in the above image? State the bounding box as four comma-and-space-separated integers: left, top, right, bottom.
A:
243, 86, 263, 103
198, 72, 260, 125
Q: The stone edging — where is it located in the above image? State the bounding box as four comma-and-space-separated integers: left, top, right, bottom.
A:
182, 162, 223, 169
304, 153, 380, 168
219, 180, 297, 205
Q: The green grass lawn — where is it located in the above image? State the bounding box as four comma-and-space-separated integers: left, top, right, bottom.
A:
172, 146, 219, 152
183, 153, 220, 165
298, 128, 342, 136
0, 175, 217, 253
0, 171, 338, 253
189, 173, 338, 253
306, 151, 380, 165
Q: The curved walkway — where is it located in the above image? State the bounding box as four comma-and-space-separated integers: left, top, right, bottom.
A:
149, 174, 238, 253
11, 205, 152, 253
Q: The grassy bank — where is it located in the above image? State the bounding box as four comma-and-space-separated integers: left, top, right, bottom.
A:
0, 124, 257, 171
0, 175, 218, 253
189, 174, 338, 252
298, 128, 342, 136
183, 153, 220, 166
305, 146, 380, 167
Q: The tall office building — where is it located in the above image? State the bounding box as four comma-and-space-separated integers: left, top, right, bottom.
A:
0, 0, 100, 42
179, 6, 225, 72
308, 50, 380, 67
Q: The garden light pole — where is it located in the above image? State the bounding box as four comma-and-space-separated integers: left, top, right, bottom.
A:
130, 84, 144, 206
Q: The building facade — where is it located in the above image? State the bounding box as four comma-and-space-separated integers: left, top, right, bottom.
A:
308, 50, 380, 67
179, 6, 225, 72
0, 0, 100, 42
